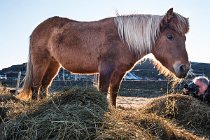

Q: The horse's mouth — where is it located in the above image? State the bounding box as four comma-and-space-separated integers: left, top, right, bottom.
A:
176, 73, 188, 78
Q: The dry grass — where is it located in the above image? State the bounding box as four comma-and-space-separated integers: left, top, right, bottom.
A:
0, 87, 108, 140
99, 108, 203, 140
143, 93, 210, 138
0, 87, 209, 140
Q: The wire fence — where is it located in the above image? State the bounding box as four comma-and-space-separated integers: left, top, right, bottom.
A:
0, 78, 176, 98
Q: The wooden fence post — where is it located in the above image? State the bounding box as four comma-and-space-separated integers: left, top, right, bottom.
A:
15, 71, 21, 95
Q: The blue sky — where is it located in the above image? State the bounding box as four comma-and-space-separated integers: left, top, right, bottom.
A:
0, 0, 210, 70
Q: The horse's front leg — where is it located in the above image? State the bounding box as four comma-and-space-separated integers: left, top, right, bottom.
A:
98, 62, 114, 93
31, 85, 41, 100
108, 71, 126, 107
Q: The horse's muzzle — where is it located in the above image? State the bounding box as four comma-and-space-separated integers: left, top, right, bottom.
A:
173, 63, 190, 78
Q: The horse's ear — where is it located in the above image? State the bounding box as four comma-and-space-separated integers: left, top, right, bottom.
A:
160, 8, 174, 29
164, 8, 174, 23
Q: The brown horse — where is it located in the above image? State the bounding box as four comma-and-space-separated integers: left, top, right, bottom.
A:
16, 8, 190, 107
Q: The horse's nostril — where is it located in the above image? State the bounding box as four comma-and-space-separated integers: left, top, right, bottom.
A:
179, 64, 190, 76
179, 64, 185, 73
173, 63, 190, 78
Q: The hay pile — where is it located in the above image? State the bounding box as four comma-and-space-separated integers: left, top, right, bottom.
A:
143, 93, 210, 138
0, 87, 209, 139
98, 108, 202, 140
0, 88, 108, 140
0, 88, 34, 123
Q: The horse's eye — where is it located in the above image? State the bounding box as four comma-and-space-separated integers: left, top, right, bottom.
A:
167, 34, 174, 40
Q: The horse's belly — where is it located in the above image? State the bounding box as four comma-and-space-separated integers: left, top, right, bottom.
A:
64, 64, 98, 74
59, 56, 99, 74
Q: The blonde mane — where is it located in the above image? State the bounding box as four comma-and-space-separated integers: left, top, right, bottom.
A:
114, 14, 162, 54
114, 12, 189, 55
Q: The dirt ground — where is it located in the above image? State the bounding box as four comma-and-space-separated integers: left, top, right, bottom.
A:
117, 96, 152, 109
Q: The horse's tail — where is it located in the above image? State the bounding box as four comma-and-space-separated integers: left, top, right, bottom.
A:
15, 37, 33, 100
22, 37, 33, 91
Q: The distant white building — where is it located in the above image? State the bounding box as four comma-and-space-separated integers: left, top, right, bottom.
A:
0, 74, 7, 80
123, 72, 141, 81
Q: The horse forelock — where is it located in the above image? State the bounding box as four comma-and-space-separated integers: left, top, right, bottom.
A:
170, 12, 189, 35
114, 14, 163, 55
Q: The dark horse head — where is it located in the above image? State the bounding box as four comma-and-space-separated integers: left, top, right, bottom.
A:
152, 8, 190, 78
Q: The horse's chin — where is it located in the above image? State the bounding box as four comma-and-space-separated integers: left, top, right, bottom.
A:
175, 73, 187, 79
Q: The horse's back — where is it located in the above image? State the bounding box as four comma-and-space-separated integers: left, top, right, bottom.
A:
31, 16, 73, 40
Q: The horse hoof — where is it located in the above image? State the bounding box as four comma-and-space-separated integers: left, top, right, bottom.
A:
39, 92, 49, 99
15, 90, 32, 101
15, 95, 30, 101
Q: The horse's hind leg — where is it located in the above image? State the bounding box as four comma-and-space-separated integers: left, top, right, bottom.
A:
40, 60, 61, 98
30, 48, 52, 100
31, 61, 49, 100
